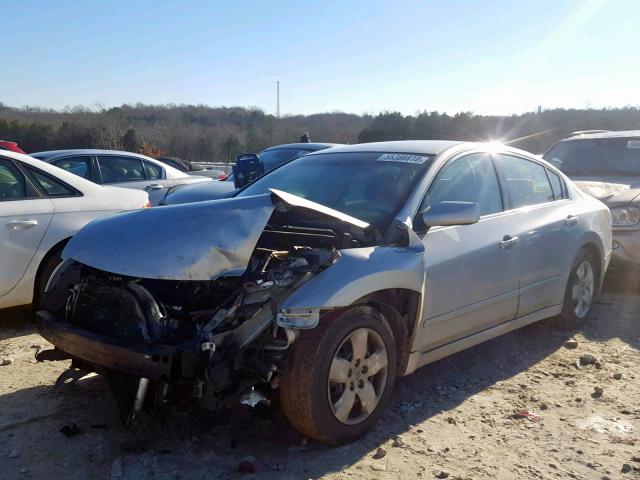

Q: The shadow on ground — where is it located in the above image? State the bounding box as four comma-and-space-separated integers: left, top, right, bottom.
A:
0, 275, 638, 478
0, 314, 575, 478
0, 307, 36, 341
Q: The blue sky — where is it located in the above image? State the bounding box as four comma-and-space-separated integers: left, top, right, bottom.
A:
2, 0, 638, 115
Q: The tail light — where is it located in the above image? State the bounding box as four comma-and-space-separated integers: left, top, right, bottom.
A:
142, 201, 151, 208
218, 174, 228, 181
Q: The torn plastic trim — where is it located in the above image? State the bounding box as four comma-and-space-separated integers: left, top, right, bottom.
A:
277, 307, 322, 329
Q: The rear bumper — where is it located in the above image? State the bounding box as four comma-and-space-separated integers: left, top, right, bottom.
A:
37, 311, 201, 382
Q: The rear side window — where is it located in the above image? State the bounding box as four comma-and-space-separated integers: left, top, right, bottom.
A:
98, 156, 145, 184
24, 166, 76, 197
495, 154, 555, 209
547, 169, 567, 200
143, 161, 162, 180
52, 156, 91, 180
0, 159, 27, 200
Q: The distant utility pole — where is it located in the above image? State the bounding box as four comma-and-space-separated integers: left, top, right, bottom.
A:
276, 81, 280, 119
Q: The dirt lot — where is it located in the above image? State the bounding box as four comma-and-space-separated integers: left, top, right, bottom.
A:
1, 274, 639, 480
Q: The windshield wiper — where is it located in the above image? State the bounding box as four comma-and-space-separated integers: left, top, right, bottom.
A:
563, 169, 640, 177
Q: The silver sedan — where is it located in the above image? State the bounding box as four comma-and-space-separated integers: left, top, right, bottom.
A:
39, 140, 611, 444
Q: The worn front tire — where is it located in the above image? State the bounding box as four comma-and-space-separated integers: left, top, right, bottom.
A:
280, 306, 397, 445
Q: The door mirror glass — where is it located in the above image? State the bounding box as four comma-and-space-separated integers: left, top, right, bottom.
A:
233, 153, 263, 188
421, 201, 480, 227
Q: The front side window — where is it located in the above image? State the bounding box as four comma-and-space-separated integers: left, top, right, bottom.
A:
495, 154, 554, 209
52, 156, 91, 180
98, 156, 145, 184
143, 161, 162, 180
237, 152, 433, 225
0, 158, 26, 200
419, 153, 503, 217
24, 166, 75, 197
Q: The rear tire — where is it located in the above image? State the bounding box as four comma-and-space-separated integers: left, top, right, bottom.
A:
280, 306, 397, 445
34, 248, 64, 309
554, 248, 598, 329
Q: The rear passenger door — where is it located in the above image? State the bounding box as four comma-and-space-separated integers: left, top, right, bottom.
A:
0, 157, 54, 298
493, 153, 575, 316
96, 155, 168, 191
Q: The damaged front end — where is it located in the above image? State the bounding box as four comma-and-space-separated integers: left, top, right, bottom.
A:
37, 190, 374, 420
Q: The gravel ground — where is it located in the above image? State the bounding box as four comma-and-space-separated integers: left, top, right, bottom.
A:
1, 273, 639, 480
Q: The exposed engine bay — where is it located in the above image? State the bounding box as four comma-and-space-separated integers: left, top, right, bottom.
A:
37, 191, 390, 424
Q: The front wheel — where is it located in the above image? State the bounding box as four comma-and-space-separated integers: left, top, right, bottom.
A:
280, 306, 397, 445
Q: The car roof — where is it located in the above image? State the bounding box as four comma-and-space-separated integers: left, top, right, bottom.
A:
304, 140, 465, 156
262, 142, 343, 151
562, 130, 640, 141
31, 149, 158, 160
30, 148, 191, 178
0, 150, 105, 193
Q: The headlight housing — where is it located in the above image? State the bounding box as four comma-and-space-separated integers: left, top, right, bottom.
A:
611, 205, 640, 227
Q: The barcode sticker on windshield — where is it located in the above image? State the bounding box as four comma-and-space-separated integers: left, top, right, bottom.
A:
377, 153, 429, 164
627, 140, 640, 149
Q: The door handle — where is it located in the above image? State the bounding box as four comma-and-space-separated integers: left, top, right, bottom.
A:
564, 215, 579, 227
7, 219, 38, 230
145, 184, 165, 191
500, 234, 519, 250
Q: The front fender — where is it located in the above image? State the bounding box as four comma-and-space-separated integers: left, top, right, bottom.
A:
278, 242, 425, 328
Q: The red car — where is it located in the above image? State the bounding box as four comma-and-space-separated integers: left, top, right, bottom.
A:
0, 140, 25, 154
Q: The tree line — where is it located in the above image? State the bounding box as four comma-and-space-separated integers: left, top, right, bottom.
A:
2, 102, 640, 162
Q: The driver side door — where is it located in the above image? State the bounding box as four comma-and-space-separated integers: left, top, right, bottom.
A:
413, 152, 521, 352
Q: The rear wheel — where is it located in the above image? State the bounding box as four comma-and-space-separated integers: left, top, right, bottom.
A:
280, 306, 397, 445
555, 248, 598, 328
34, 248, 64, 309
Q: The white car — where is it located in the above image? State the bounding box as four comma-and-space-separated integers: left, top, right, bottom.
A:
0, 151, 150, 310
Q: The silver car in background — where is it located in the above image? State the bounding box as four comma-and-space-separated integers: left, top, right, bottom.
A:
38, 141, 610, 445
31, 149, 211, 204
543, 130, 640, 267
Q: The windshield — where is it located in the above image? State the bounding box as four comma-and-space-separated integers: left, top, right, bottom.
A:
544, 138, 640, 177
259, 147, 316, 171
237, 151, 433, 224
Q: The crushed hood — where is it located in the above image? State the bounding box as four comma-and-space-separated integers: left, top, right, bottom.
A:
573, 180, 630, 200
573, 180, 640, 205
62, 189, 369, 281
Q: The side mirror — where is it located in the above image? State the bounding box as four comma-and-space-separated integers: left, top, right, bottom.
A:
233, 153, 263, 189
421, 201, 480, 227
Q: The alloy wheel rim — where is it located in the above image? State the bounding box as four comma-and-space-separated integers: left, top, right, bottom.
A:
327, 327, 389, 425
572, 260, 594, 319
